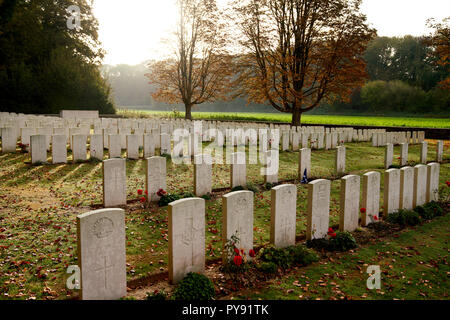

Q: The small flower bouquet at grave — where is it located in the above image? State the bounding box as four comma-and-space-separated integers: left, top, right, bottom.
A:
361, 207, 379, 223
18, 142, 29, 153
222, 233, 254, 278
137, 189, 148, 205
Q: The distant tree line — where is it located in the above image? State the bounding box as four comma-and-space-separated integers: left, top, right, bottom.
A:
325, 34, 449, 115
0, 0, 115, 114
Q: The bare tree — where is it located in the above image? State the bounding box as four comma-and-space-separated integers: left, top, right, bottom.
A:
146, 0, 232, 119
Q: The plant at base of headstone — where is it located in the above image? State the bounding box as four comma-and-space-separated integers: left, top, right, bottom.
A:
264, 182, 275, 190
158, 193, 180, 207
221, 233, 253, 282
414, 201, 444, 220
245, 183, 259, 193
146, 289, 167, 300
231, 185, 245, 192
307, 229, 357, 252
137, 189, 148, 206
257, 245, 318, 271
329, 231, 357, 251
386, 210, 421, 226
18, 143, 28, 153
201, 193, 212, 201
173, 272, 215, 301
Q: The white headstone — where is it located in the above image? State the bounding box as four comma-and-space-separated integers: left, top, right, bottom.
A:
77, 208, 126, 300
420, 141, 428, 164
270, 184, 297, 248
413, 164, 427, 208
194, 154, 212, 197
426, 163, 440, 203
306, 179, 331, 240
399, 166, 414, 210
30, 135, 47, 164
222, 190, 254, 262
335, 146, 346, 175
146, 156, 167, 202
231, 152, 246, 188
90, 134, 104, 161
103, 159, 127, 207
384, 169, 400, 215
436, 141, 443, 163
385, 143, 393, 169
339, 175, 360, 232
361, 171, 380, 225
126, 135, 140, 160
51, 135, 67, 164
400, 143, 408, 166
72, 134, 87, 162
168, 198, 205, 284
298, 148, 311, 180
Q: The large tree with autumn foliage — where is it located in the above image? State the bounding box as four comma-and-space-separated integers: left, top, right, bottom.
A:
230, 0, 376, 126
426, 17, 450, 91
146, 0, 232, 120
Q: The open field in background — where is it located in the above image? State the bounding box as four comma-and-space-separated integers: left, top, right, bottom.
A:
117, 109, 450, 129
0, 141, 449, 299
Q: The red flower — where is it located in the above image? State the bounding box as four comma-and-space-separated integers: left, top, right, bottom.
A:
233, 255, 243, 266
234, 247, 240, 255
145, 190, 148, 195
374, 216, 378, 221
249, 249, 255, 258
137, 189, 143, 195
330, 233, 337, 238
139, 197, 146, 203
328, 227, 334, 233
446, 181, 450, 187
360, 208, 366, 214
157, 189, 167, 197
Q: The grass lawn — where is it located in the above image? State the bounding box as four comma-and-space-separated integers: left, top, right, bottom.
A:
0, 140, 449, 299
241, 213, 450, 300
117, 109, 450, 129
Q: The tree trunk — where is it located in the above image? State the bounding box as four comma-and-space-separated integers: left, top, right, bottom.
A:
292, 109, 302, 126
185, 104, 192, 120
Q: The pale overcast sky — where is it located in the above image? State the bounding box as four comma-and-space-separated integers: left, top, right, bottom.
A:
92, 0, 450, 65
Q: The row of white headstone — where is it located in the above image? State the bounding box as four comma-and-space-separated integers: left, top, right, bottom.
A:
372, 131, 425, 147
77, 161, 440, 299
384, 141, 444, 169
102, 147, 348, 206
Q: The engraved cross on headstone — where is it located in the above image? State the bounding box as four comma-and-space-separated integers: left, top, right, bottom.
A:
94, 256, 114, 290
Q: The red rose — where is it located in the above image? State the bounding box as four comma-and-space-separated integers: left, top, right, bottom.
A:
234, 247, 239, 255
249, 249, 255, 258
233, 255, 243, 266
328, 227, 334, 233
374, 216, 378, 221
145, 190, 148, 195
140, 197, 146, 203
360, 208, 366, 214
137, 189, 143, 195
446, 181, 450, 187
330, 233, 337, 238
157, 189, 167, 197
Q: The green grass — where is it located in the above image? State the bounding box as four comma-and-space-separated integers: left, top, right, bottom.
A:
243, 213, 450, 300
117, 109, 450, 129
0, 141, 449, 299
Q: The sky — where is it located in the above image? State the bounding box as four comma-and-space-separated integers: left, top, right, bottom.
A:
92, 0, 450, 66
